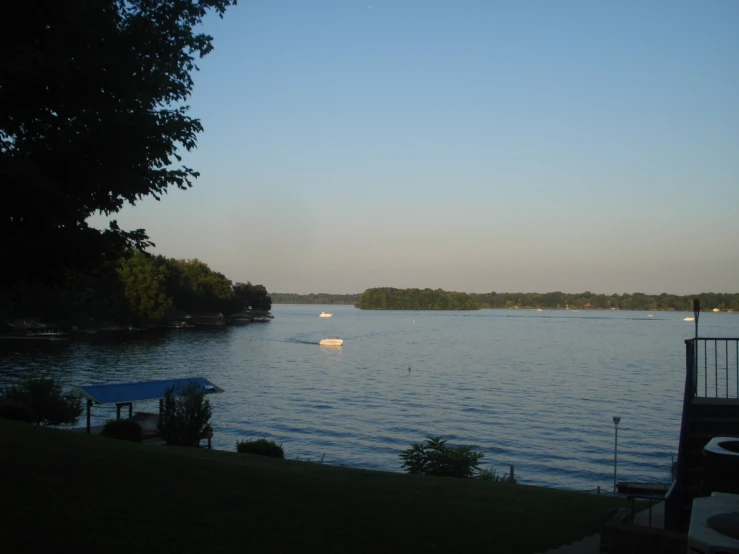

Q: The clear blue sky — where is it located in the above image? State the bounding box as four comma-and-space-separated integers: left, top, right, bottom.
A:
90, 0, 739, 295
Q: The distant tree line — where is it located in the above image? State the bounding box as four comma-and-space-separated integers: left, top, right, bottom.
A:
279, 288, 739, 312
271, 293, 361, 305
2, 252, 271, 329
356, 288, 480, 310
470, 291, 739, 312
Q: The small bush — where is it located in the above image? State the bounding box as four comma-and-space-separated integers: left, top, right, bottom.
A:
400, 436, 484, 478
0, 377, 82, 426
476, 467, 517, 484
236, 438, 284, 458
0, 400, 35, 423
157, 382, 212, 447
101, 419, 142, 443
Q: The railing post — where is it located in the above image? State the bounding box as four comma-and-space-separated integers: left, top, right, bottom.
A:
687, 339, 696, 397
666, 340, 697, 531
86, 399, 92, 434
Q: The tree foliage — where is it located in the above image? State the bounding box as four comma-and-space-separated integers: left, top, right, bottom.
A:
117, 252, 172, 321
399, 436, 485, 479
270, 293, 360, 305
357, 288, 480, 310
0, 0, 236, 287
157, 382, 213, 447
0, 400, 36, 423
233, 282, 272, 311
0, 252, 272, 326
0, 377, 82, 426
470, 291, 739, 312
163, 258, 235, 315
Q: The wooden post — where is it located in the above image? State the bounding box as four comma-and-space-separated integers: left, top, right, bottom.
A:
86, 399, 92, 434
128, 402, 132, 419
116, 404, 121, 420
597, 486, 601, 495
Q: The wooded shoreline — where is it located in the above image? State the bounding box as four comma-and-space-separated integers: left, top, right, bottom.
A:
273, 289, 739, 312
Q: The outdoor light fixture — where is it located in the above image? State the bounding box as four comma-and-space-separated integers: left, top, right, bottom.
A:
613, 416, 621, 494
693, 299, 700, 339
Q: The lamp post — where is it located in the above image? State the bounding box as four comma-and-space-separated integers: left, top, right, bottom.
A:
693, 299, 701, 393
613, 416, 621, 494
693, 299, 700, 340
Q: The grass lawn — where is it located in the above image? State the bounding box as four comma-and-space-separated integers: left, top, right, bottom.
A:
0, 420, 628, 553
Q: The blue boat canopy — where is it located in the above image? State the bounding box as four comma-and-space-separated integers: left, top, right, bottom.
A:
69, 377, 223, 405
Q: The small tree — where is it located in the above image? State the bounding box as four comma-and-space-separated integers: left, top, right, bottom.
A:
400, 436, 484, 479
0, 400, 36, 423
0, 377, 82, 426
157, 382, 212, 447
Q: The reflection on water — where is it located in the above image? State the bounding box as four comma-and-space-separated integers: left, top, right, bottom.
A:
1, 306, 737, 490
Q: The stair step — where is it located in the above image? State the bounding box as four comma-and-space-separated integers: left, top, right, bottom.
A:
687, 431, 739, 439
691, 416, 739, 423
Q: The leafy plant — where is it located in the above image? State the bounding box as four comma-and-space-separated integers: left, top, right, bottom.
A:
0, 400, 35, 423
0, 377, 82, 426
102, 419, 143, 443
476, 467, 517, 484
400, 436, 484, 478
236, 438, 284, 458
157, 382, 212, 447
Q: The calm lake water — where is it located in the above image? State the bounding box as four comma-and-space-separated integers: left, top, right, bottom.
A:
1, 306, 738, 490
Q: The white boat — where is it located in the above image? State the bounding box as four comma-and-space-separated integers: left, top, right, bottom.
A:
647, 314, 655, 317
319, 337, 343, 346
684, 317, 695, 321
319, 311, 333, 318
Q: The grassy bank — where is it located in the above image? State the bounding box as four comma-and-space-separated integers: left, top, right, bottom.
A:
0, 420, 627, 553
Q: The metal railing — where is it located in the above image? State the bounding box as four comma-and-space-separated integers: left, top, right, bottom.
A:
665, 337, 739, 530
691, 338, 739, 399
627, 494, 663, 527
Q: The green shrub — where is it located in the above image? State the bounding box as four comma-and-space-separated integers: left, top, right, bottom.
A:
399, 436, 484, 478
0, 377, 82, 426
0, 400, 35, 423
101, 419, 142, 443
476, 467, 517, 484
236, 438, 284, 458
157, 382, 212, 447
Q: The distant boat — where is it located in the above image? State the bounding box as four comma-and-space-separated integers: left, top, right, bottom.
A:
1, 328, 70, 341
537, 309, 543, 312
319, 311, 333, 318
319, 337, 343, 346
684, 317, 695, 321
647, 314, 655, 318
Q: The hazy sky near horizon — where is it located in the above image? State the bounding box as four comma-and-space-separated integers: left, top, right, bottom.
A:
90, 1, 739, 295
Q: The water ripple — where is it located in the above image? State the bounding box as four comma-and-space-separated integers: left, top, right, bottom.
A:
1, 306, 737, 490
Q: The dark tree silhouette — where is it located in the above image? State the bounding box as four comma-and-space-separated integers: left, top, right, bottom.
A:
0, 0, 236, 287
